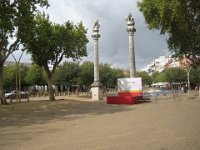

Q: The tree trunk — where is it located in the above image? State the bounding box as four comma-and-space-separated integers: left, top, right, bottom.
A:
198, 66, 200, 99
47, 77, 55, 101
43, 64, 56, 101
0, 64, 7, 105
198, 67, 200, 99
199, 84, 200, 98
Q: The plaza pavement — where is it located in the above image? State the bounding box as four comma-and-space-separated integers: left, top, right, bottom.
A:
0, 92, 200, 150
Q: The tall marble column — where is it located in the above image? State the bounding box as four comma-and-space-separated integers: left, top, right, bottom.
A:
126, 13, 136, 78
91, 20, 103, 101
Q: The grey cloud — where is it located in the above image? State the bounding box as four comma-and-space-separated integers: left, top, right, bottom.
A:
8, 0, 169, 70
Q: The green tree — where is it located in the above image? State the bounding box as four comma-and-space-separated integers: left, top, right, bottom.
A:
110, 68, 124, 88
78, 61, 94, 87
151, 71, 166, 83
53, 61, 80, 86
0, 0, 48, 104
99, 64, 113, 87
151, 71, 160, 83
25, 14, 88, 101
138, 0, 200, 94
25, 65, 47, 86
136, 71, 152, 86
190, 67, 200, 88
138, 0, 200, 66
3, 65, 16, 91
4, 64, 29, 91
99, 64, 124, 88
164, 68, 187, 83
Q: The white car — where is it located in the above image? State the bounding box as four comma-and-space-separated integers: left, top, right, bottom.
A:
142, 92, 152, 100
5, 90, 26, 98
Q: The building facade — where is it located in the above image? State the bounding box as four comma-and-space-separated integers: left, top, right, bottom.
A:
141, 55, 189, 75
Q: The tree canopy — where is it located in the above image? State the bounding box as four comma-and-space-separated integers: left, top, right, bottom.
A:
136, 71, 152, 86
100, 64, 124, 88
53, 61, 80, 86
25, 65, 47, 86
0, 0, 49, 104
190, 68, 200, 88
3, 65, 16, 90
164, 68, 187, 83
0, 0, 49, 62
138, 0, 200, 66
78, 61, 94, 87
25, 14, 88, 101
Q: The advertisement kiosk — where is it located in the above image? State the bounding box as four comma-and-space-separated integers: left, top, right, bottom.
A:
107, 78, 143, 104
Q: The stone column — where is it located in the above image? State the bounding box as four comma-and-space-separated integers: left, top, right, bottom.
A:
126, 13, 136, 78
91, 20, 103, 101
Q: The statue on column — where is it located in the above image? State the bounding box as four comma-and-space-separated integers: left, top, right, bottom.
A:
93, 20, 100, 31
125, 13, 135, 25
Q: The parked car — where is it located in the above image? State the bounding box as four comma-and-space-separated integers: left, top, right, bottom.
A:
142, 92, 152, 100
5, 90, 26, 98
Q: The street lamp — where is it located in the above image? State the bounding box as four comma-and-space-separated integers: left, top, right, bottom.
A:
181, 56, 192, 94
185, 66, 191, 94
11, 51, 24, 102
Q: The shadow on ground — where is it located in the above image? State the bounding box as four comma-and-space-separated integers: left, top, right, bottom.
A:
0, 98, 135, 127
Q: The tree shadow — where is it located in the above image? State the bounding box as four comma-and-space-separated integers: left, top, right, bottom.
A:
0, 98, 134, 128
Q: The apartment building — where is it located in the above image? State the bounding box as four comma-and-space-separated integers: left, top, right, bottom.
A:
141, 55, 187, 75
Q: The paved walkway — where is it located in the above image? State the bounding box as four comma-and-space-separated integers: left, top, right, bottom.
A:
0, 93, 200, 150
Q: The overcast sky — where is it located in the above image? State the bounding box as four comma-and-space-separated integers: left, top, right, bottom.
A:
8, 0, 169, 70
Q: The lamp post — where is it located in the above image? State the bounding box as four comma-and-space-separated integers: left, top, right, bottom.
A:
182, 56, 192, 94
11, 51, 24, 102
185, 66, 191, 94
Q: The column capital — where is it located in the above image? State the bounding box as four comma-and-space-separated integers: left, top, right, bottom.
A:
127, 27, 136, 36
92, 33, 101, 40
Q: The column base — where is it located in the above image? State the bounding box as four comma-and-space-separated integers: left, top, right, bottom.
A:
91, 81, 103, 101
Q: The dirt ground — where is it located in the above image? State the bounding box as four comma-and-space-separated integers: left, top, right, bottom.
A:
0, 92, 200, 150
